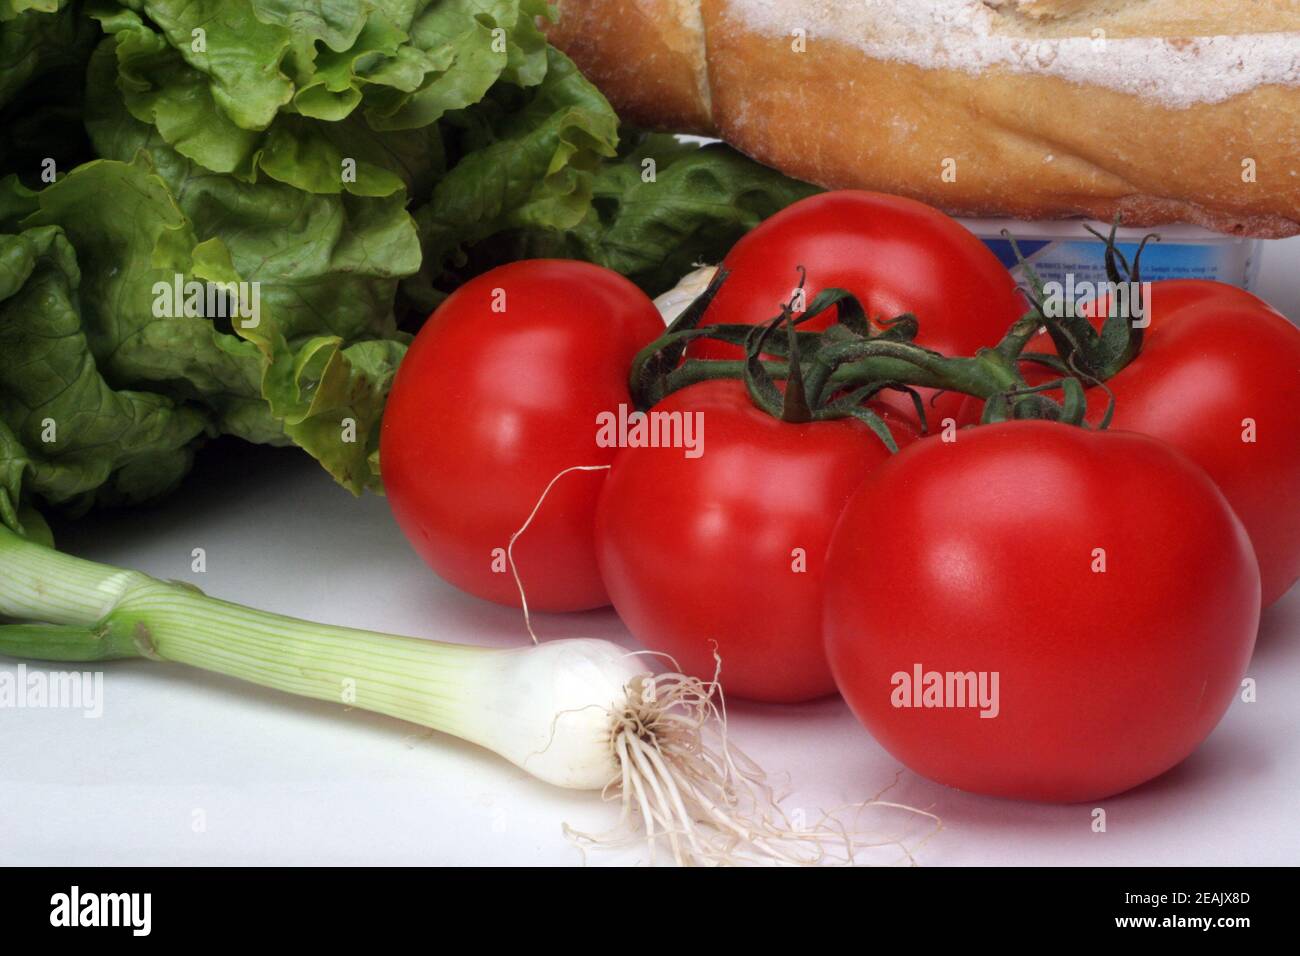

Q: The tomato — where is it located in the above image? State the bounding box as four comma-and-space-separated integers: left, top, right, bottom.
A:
825, 421, 1260, 803
382, 260, 666, 611
689, 191, 1026, 426
960, 281, 1300, 606
595, 380, 914, 702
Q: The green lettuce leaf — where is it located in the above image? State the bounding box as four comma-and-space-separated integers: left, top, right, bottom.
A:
0, 221, 210, 531
189, 236, 408, 492
464, 134, 822, 295
85, 40, 418, 343
0, 0, 815, 539
19, 154, 269, 432
0, 2, 68, 22
90, 0, 552, 185
9, 148, 414, 498
403, 45, 620, 309
0, 1, 97, 182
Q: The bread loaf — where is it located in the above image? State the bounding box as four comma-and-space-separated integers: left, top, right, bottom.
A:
546, 1, 1300, 236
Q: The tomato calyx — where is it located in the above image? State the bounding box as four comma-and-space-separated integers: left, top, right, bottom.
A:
1008, 218, 1161, 385
738, 276, 912, 450
630, 267, 1102, 441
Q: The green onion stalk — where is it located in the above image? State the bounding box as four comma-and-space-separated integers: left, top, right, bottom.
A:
0, 523, 929, 865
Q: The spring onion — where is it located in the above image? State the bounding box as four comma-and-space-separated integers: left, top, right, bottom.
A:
0, 524, 933, 865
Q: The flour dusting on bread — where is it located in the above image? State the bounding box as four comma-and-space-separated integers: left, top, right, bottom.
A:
731, 0, 1300, 108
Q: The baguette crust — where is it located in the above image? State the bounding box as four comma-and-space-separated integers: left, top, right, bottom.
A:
548, 0, 1300, 236
545, 0, 712, 133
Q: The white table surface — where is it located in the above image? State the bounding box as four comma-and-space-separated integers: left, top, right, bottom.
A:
2, 239, 1298, 867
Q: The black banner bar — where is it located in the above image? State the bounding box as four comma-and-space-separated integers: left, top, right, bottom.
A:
1, 867, 1281, 941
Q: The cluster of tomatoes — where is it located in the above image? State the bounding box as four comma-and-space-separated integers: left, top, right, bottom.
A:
382, 192, 1300, 804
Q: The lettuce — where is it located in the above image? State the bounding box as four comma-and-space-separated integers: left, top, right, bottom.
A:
0, 211, 209, 541
477, 133, 821, 295
0, 0, 813, 537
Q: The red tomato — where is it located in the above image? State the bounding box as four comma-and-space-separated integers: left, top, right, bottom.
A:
962, 281, 1300, 606
689, 191, 1026, 426
825, 421, 1260, 802
382, 260, 666, 611
595, 380, 914, 702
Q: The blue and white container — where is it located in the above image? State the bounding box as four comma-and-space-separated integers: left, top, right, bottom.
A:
959, 218, 1262, 302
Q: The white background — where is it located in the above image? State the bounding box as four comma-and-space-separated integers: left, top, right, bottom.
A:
1, 240, 1298, 867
